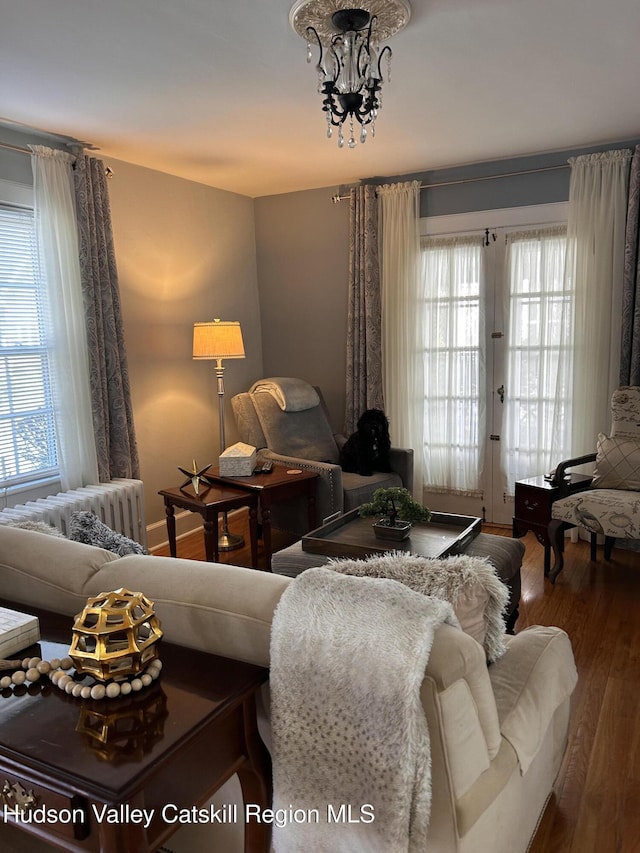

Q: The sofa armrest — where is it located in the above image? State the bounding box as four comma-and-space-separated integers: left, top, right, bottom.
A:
488, 626, 577, 772
389, 447, 414, 492
262, 450, 344, 521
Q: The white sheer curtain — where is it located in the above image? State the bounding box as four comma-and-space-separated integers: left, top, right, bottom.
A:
31, 145, 98, 489
565, 150, 631, 455
419, 235, 485, 495
501, 227, 571, 491
378, 181, 423, 494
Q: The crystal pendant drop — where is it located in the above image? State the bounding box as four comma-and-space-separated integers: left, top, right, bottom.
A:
338, 124, 344, 148
306, 42, 312, 63
348, 136, 357, 149
360, 126, 367, 143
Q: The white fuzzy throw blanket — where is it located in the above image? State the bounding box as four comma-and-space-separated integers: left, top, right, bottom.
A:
270, 566, 459, 853
326, 552, 509, 663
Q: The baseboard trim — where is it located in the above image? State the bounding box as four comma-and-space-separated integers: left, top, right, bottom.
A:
147, 507, 246, 554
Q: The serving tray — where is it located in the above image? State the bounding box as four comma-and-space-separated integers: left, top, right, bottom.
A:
302, 508, 481, 560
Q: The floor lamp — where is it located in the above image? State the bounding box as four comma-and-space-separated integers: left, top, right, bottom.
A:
193, 319, 246, 551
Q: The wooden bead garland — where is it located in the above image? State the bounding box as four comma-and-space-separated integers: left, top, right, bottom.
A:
0, 655, 162, 700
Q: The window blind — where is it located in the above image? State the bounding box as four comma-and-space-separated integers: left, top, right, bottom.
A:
0, 205, 58, 487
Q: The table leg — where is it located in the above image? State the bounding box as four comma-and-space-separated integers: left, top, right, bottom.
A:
260, 503, 273, 571
164, 500, 177, 558
238, 696, 272, 853
248, 504, 259, 570
203, 513, 219, 563
307, 486, 317, 531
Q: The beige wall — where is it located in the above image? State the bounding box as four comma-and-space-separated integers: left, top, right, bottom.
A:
254, 186, 350, 433
107, 158, 262, 542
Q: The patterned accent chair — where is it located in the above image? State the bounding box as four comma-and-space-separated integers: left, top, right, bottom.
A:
231, 378, 413, 536
548, 386, 640, 582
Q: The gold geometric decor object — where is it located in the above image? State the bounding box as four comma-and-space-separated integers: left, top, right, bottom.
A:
69, 589, 163, 683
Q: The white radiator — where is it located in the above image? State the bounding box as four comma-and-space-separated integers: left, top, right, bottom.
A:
0, 479, 147, 548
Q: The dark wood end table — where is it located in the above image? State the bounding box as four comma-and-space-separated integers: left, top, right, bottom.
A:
203, 465, 318, 570
513, 473, 592, 575
0, 600, 271, 853
159, 482, 259, 567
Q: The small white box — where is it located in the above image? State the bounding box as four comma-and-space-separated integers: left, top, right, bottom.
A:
219, 442, 257, 477
0, 606, 40, 659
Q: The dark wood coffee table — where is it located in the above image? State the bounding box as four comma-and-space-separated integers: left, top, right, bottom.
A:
159, 481, 259, 566
0, 600, 271, 853
204, 465, 318, 570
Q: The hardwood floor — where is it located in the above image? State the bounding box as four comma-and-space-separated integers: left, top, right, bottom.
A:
154, 515, 640, 852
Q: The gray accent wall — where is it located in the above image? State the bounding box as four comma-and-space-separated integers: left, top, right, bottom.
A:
254, 186, 350, 433
106, 158, 262, 536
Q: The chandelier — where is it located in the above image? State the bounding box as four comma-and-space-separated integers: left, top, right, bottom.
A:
290, 1, 411, 148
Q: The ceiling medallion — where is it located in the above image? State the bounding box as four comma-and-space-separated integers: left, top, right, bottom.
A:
290, 0, 411, 149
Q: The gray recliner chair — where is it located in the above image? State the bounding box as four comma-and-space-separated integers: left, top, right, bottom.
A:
231, 377, 413, 535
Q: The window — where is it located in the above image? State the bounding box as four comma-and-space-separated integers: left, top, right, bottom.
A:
0, 205, 58, 488
420, 235, 484, 496
501, 227, 571, 492
419, 205, 570, 523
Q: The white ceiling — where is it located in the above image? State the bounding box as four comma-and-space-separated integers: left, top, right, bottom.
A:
1, 0, 639, 198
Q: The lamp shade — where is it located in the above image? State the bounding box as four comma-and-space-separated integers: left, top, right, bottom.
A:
193, 320, 245, 360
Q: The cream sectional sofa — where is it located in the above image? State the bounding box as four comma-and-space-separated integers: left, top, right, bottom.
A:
0, 524, 577, 853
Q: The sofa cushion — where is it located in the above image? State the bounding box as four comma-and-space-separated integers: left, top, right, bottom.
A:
488, 626, 577, 772
342, 470, 404, 511
326, 551, 509, 662
69, 510, 147, 555
90, 554, 291, 667
0, 524, 118, 615
590, 432, 640, 490
251, 391, 339, 464
551, 488, 640, 539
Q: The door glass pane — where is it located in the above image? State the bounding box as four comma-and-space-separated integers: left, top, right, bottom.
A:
501, 227, 571, 493
420, 236, 484, 496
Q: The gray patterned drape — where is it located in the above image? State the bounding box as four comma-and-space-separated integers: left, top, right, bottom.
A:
621, 144, 640, 386
74, 156, 140, 481
344, 185, 384, 435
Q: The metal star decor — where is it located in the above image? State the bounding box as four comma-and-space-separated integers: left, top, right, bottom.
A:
178, 460, 211, 495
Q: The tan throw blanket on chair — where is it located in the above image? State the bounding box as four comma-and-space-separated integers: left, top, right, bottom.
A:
270, 566, 459, 853
250, 377, 320, 412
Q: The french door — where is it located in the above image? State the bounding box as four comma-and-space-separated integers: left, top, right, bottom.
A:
419, 206, 571, 524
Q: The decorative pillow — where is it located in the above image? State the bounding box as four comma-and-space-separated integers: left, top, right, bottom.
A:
591, 432, 640, 491
6, 519, 65, 537
69, 511, 147, 556
326, 551, 509, 662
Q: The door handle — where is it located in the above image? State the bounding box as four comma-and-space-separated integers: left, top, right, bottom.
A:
497, 385, 505, 404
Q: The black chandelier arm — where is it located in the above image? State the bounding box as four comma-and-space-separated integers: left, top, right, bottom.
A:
305, 25, 324, 71
365, 15, 377, 55
377, 44, 392, 79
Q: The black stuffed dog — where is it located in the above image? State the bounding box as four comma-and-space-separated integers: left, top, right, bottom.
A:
340, 408, 392, 476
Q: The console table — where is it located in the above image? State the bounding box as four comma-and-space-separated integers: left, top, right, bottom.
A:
513, 473, 592, 574
0, 601, 271, 853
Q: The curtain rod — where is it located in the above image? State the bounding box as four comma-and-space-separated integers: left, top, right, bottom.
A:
0, 140, 113, 176
331, 163, 569, 203
0, 141, 30, 155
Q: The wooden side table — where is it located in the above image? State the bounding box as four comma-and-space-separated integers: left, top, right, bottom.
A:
204, 465, 318, 570
513, 474, 592, 575
159, 482, 259, 567
0, 600, 271, 853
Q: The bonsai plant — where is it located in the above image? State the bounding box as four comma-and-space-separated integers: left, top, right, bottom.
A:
358, 487, 431, 540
